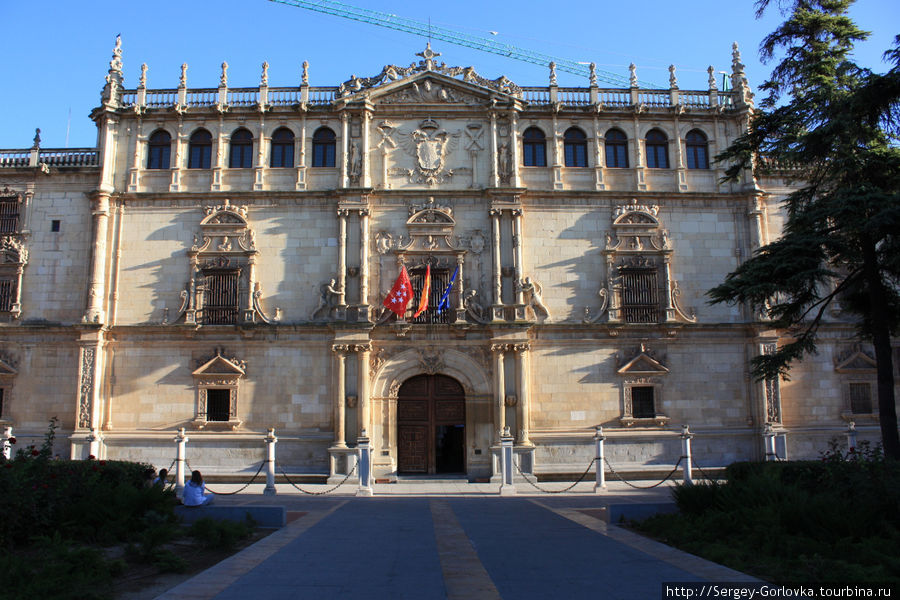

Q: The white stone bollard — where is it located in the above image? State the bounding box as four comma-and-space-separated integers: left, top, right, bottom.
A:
846, 421, 857, 455
1, 426, 13, 460
86, 427, 103, 459
763, 423, 777, 461
594, 425, 607, 493
264, 427, 278, 496
356, 429, 373, 497
174, 427, 189, 496
681, 424, 693, 486
499, 427, 516, 496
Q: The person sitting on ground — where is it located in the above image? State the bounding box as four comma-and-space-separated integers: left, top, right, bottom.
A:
182, 470, 213, 506
153, 468, 169, 487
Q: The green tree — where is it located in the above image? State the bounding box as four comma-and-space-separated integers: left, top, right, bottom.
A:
709, 0, 900, 458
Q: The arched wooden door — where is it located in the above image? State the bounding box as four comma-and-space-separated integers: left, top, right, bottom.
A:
397, 374, 466, 474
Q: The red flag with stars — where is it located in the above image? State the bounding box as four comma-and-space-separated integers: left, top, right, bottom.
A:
383, 265, 413, 317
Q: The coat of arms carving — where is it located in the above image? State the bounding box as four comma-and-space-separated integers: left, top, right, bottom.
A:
396, 119, 460, 186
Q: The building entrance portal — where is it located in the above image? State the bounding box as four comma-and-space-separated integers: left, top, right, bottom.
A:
397, 374, 466, 474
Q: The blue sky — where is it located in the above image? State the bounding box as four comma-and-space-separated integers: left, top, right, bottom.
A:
2, 0, 897, 148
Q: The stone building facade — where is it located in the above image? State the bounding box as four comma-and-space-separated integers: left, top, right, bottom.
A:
0, 38, 891, 479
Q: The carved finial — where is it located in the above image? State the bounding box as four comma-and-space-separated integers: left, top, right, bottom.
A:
261, 61, 269, 86
179, 63, 188, 88
629, 63, 638, 87
731, 42, 753, 105
139, 63, 148, 88
668, 64, 678, 89
103, 34, 124, 98
549, 61, 557, 86
109, 34, 123, 75
707, 65, 717, 91
589, 62, 597, 87
732, 41, 743, 74
301, 60, 309, 85
416, 42, 441, 71
220, 61, 228, 87
32, 128, 41, 149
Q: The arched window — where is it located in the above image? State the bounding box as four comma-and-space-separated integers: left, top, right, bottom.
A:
685, 130, 709, 169
229, 128, 253, 169
604, 129, 629, 168
563, 127, 588, 167
645, 129, 669, 169
270, 128, 294, 168
188, 129, 212, 169
522, 127, 547, 167
312, 127, 336, 167
147, 130, 171, 170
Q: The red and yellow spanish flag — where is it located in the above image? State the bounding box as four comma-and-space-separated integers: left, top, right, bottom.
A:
412, 265, 431, 318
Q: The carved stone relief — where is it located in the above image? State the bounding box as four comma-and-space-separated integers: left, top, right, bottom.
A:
393, 119, 461, 186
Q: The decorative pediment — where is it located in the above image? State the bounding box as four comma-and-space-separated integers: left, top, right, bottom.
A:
201, 198, 248, 224
613, 203, 661, 228
336, 44, 521, 99
835, 345, 877, 373
398, 197, 461, 254
192, 350, 246, 379
617, 345, 669, 376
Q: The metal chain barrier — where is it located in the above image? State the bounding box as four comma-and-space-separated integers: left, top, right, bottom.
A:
514, 457, 598, 494
603, 455, 683, 489
185, 459, 266, 495
691, 458, 717, 483
279, 462, 358, 496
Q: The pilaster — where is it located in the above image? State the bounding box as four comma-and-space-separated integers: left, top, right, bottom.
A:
84, 193, 110, 324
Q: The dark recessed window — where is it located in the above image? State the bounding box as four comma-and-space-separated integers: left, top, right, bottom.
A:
605, 129, 629, 168
645, 129, 669, 169
685, 129, 710, 169
51, 220, 61, 232
563, 127, 588, 167
631, 386, 655, 419
522, 127, 547, 167
0, 279, 14, 312
312, 127, 336, 167
849, 382, 873, 414
206, 389, 230, 421
188, 129, 212, 169
229, 128, 253, 169
147, 130, 171, 170
270, 127, 295, 168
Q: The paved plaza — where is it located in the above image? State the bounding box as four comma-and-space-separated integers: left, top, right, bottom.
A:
156, 481, 757, 600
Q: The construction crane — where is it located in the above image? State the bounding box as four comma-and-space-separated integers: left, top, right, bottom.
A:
266, 0, 658, 88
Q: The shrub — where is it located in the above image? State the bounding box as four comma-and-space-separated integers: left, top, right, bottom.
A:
188, 516, 255, 551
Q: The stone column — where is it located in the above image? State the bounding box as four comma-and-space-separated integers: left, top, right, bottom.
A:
356, 344, 371, 436
510, 110, 521, 188
245, 253, 257, 322
264, 428, 277, 496
340, 112, 350, 188
331, 345, 348, 448
551, 112, 563, 190
514, 343, 532, 445
84, 193, 111, 323
337, 209, 348, 309
127, 118, 143, 193
170, 119, 184, 192
174, 427, 189, 496
361, 109, 372, 187
593, 114, 605, 190
593, 426, 607, 492
490, 208, 503, 320
491, 344, 507, 443
489, 111, 499, 187
296, 113, 307, 190
358, 208, 370, 321
454, 255, 466, 322
211, 115, 225, 192
512, 209, 525, 307
253, 118, 266, 191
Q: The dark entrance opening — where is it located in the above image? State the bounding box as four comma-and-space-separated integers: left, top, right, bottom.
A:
397, 374, 466, 474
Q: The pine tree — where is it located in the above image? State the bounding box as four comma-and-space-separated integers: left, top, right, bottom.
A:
709, 0, 900, 458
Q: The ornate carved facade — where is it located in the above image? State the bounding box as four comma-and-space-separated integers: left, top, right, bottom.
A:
0, 38, 893, 477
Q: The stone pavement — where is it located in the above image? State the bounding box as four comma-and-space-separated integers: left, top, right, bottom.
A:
156, 481, 758, 600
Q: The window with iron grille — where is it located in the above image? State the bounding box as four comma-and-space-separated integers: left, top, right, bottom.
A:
206, 389, 230, 421
0, 279, 14, 312
0, 387, 4, 417
849, 382, 873, 414
407, 266, 454, 324
203, 270, 239, 324
631, 386, 655, 418
0, 198, 20, 234
620, 266, 660, 323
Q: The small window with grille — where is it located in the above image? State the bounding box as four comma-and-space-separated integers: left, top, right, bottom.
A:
203, 270, 240, 325
206, 389, 231, 422
631, 386, 655, 419
407, 265, 455, 324
849, 382, 873, 414
0, 198, 20, 234
0, 279, 14, 313
620, 266, 660, 323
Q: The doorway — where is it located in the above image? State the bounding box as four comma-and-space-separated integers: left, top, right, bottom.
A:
397, 374, 466, 474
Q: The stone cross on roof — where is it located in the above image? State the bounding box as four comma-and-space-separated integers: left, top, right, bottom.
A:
416, 43, 441, 71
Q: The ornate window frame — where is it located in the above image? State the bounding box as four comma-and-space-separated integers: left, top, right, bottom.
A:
165, 199, 275, 326
0, 234, 28, 319
617, 344, 670, 427
586, 204, 695, 325
0, 353, 17, 424
191, 349, 245, 430
834, 345, 878, 421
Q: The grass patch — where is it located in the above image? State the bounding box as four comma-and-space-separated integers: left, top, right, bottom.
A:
632, 442, 900, 584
